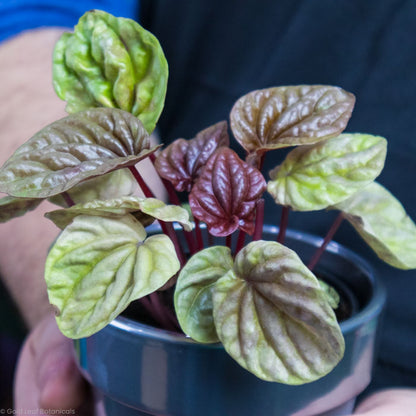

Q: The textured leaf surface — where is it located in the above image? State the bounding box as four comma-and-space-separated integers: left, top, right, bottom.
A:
155, 121, 229, 192
45, 214, 180, 338
0, 108, 156, 198
189, 148, 266, 236
267, 133, 387, 211
49, 169, 137, 207
230, 85, 355, 154
0, 196, 42, 222
53, 10, 168, 133
334, 182, 416, 269
174, 246, 233, 343
46, 196, 192, 231
213, 240, 344, 384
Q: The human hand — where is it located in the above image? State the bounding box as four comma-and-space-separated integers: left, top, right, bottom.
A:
351, 389, 416, 416
14, 313, 97, 415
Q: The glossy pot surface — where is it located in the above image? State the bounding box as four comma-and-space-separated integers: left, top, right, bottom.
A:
75, 227, 386, 416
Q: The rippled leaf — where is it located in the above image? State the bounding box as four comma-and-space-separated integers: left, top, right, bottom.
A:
49, 169, 137, 207
268, 133, 387, 211
45, 214, 180, 338
46, 195, 192, 231
189, 148, 266, 236
53, 10, 168, 133
230, 85, 355, 155
155, 121, 229, 192
334, 182, 416, 269
0, 108, 157, 198
0, 196, 42, 222
213, 240, 344, 384
174, 246, 233, 343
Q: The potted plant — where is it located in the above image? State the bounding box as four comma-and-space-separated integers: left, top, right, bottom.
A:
1, 10, 415, 416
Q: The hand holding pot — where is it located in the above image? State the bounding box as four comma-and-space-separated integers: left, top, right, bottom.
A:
14, 313, 96, 415
351, 389, 416, 416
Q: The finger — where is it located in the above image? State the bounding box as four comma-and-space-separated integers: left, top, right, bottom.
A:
14, 313, 89, 412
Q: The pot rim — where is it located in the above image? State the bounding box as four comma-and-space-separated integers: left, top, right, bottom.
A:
108, 226, 386, 346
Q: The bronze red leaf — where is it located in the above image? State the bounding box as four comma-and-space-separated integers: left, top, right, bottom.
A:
189, 148, 266, 236
155, 121, 229, 192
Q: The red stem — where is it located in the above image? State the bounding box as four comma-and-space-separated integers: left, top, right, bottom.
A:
235, 229, 246, 255
160, 221, 186, 266
226, 234, 232, 250
62, 192, 75, 207
277, 206, 290, 244
194, 218, 204, 251
129, 165, 154, 198
149, 154, 197, 254
253, 199, 265, 241
307, 213, 344, 271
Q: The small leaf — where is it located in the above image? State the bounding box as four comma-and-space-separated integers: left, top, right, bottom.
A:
267, 133, 387, 211
189, 148, 266, 236
318, 280, 340, 310
334, 182, 416, 269
0, 196, 42, 222
230, 85, 355, 155
155, 121, 230, 192
53, 10, 168, 133
213, 240, 344, 384
174, 246, 233, 343
49, 169, 137, 207
46, 196, 192, 231
45, 214, 180, 338
0, 108, 157, 198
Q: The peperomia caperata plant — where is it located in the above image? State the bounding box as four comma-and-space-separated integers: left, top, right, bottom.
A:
1, 10, 416, 385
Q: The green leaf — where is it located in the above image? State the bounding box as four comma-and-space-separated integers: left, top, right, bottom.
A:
45, 214, 180, 338
267, 133, 387, 211
0, 196, 42, 222
46, 196, 192, 231
174, 246, 233, 343
0, 108, 157, 198
53, 10, 168, 133
230, 85, 355, 155
318, 280, 340, 310
213, 240, 344, 384
49, 169, 137, 207
334, 182, 416, 269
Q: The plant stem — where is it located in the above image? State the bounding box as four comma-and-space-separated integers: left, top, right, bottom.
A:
235, 229, 246, 255
149, 154, 197, 255
128, 165, 154, 198
62, 192, 75, 207
160, 221, 186, 266
307, 212, 344, 271
194, 218, 204, 251
277, 206, 290, 244
226, 234, 232, 250
253, 199, 265, 241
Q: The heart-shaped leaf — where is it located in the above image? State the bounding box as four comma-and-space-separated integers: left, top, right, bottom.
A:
0, 196, 42, 222
334, 182, 416, 269
53, 10, 168, 133
49, 169, 137, 207
189, 148, 266, 236
45, 214, 180, 338
230, 85, 355, 155
155, 121, 230, 192
46, 196, 192, 231
213, 240, 344, 384
267, 133, 387, 211
0, 108, 157, 198
174, 246, 233, 343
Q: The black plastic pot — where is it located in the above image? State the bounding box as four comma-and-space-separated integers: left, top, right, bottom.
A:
75, 226, 386, 416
